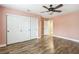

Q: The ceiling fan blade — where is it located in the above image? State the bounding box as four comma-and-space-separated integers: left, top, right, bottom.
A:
54, 4, 63, 9
43, 6, 49, 9
53, 10, 62, 12
40, 11, 49, 13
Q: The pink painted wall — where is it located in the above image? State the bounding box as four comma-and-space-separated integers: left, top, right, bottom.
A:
0, 6, 6, 45
53, 12, 79, 40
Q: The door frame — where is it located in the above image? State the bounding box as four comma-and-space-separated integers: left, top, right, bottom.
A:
6, 14, 31, 45
6, 14, 39, 45
6, 15, 8, 46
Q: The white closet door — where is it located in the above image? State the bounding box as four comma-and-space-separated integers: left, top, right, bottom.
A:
7, 14, 30, 44
44, 20, 49, 35
21, 16, 30, 40
30, 17, 38, 39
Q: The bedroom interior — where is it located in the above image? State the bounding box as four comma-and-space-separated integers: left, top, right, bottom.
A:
0, 4, 79, 54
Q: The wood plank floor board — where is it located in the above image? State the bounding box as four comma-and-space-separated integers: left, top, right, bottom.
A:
0, 37, 79, 54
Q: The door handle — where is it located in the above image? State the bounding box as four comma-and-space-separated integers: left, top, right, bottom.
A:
7, 30, 10, 32
20, 29, 22, 32
28, 29, 31, 31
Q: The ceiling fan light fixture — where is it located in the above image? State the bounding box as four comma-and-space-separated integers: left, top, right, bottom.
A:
27, 9, 31, 12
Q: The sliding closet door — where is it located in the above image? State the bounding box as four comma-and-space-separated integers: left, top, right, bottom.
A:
30, 17, 38, 39
7, 14, 30, 44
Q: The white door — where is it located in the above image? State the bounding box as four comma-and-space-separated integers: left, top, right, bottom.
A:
7, 14, 30, 44
30, 17, 38, 39
44, 20, 53, 36
44, 20, 49, 35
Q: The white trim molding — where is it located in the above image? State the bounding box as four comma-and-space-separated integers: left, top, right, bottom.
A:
53, 35, 79, 43
0, 44, 6, 47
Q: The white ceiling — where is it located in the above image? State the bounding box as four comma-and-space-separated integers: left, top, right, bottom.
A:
2, 4, 79, 18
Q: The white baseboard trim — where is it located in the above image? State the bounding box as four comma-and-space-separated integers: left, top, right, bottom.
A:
53, 35, 79, 43
0, 44, 6, 47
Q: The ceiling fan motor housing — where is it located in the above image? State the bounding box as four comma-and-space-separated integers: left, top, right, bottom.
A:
48, 8, 54, 11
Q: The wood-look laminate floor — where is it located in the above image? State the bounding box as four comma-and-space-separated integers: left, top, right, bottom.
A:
0, 37, 79, 54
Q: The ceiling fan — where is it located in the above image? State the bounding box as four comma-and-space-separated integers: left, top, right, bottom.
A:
41, 4, 63, 15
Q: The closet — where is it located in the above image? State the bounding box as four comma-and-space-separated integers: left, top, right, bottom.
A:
7, 14, 39, 44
